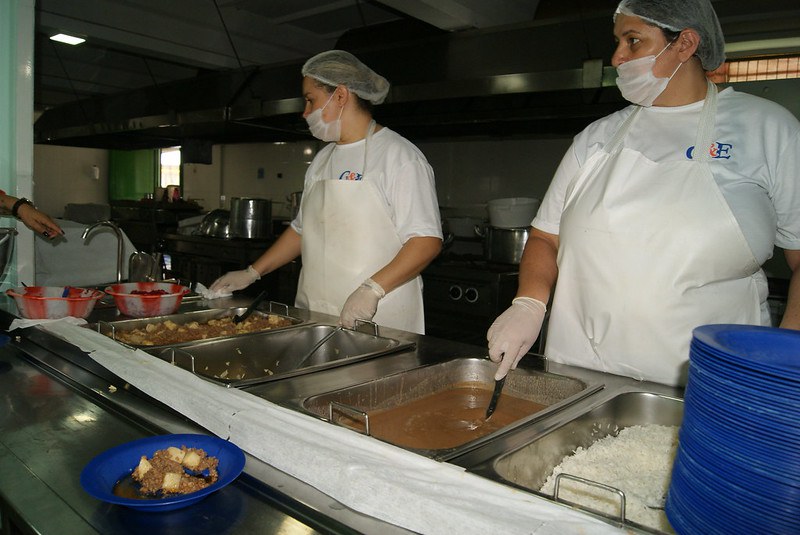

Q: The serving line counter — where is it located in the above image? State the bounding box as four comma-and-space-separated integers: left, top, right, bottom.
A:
0, 295, 683, 535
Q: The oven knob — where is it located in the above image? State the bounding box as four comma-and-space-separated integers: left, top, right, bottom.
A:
448, 285, 463, 300
464, 287, 479, 303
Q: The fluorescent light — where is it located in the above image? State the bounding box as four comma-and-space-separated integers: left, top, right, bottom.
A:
725, 37, 800, 54
50, 33, 85, 45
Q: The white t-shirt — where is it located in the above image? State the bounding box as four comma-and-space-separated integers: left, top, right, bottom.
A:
535, 87, 800, 264
292, 127, 443, 243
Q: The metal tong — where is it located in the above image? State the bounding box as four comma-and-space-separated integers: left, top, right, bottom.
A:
232, 290, 268, 324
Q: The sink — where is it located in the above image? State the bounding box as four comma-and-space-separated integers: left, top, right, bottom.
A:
300, 357, 598, 460
462, 391, 683, 533
153, 324, 414, 387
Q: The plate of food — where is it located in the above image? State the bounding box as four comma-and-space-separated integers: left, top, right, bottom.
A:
80, 433, 246, 512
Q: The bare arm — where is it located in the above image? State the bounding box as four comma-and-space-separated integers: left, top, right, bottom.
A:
250, 226, 302, 277
0, 194, 63, 239
370, 236, 442, 293
779, 249, 800, 329
516, 228, 560, 304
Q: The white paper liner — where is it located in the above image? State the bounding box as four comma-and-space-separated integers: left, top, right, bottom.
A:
41, 320, 622, 535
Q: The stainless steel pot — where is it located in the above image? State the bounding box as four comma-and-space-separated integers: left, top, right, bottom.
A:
230, 197, 271, 239
475, 225, 529, 265
198, 209, 231, 238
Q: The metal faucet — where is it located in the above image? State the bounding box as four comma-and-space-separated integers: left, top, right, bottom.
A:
82, 220, 124, 283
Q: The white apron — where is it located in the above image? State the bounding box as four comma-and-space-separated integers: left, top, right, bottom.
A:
295, 122, 426, 334
546, 82, 765, 386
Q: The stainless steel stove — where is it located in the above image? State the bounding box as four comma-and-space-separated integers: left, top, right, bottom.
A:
421, 256, 521, 348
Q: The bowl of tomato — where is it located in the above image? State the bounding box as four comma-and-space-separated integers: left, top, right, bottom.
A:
104, 282, 190, 318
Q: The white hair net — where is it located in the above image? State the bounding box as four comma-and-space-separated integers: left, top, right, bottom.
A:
302, 50, 391, 105
615, 0, 726, 71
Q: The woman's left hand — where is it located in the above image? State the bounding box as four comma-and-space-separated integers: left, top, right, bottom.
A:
340, 278, 385, 328
17, 203, 63, 239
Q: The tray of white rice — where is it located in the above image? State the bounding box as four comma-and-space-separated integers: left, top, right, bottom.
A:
475, 391, 683, 534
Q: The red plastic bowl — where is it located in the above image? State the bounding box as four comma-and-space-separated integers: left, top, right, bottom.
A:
6, 286, 105, 319
104, 282, 190, 318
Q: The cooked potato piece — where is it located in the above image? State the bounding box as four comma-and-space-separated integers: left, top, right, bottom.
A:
166, 446, 185, 463
161, 472, 182, 492
182, 450, 202, 470
132, 456, 151, 478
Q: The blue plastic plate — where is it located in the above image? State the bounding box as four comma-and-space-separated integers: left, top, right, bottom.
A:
80, 434, 245, 512
692, 324, 800, 379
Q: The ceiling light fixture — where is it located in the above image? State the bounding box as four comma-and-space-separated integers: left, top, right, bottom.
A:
49, 33, 85, 45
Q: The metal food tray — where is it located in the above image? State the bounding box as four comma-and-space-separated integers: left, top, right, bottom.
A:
300, 357, 600, 460
462, 391, 683, 534
94, 302, 308, 350
154, 323, 415, 388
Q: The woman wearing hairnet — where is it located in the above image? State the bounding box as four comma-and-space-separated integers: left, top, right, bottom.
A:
487, 0, 800, 386
211, 50, 442, 333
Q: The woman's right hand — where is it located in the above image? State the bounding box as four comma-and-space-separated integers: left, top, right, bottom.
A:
487, 297, 547, 381
209, 265, 260, 293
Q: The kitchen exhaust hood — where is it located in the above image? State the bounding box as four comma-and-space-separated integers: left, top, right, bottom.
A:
33, 0, 800, 149
34, 9, 626, 149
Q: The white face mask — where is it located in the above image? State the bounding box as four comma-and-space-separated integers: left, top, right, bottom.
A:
305, 92, 343, 142
615, 40, 682, 107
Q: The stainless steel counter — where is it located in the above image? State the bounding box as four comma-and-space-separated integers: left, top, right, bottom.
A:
0, 295, 683, 534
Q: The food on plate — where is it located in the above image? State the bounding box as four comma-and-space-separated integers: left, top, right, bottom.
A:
539, 424, 678, 532
110, 313, 293, 346
132, 445, 219, 496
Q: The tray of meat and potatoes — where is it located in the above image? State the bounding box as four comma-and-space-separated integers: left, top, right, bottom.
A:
93, 305, 310, 351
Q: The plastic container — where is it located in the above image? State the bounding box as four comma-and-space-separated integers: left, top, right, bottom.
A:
104, 282, 190, 318
6, 286, 105, 319
487, 197, 540, 229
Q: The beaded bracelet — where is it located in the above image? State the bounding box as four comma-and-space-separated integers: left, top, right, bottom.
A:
11, 198, 33, 218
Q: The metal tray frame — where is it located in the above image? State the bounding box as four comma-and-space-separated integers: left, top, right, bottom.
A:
154, 322, 415, 388
93, 301, 310, 350
297, 357, 603, 461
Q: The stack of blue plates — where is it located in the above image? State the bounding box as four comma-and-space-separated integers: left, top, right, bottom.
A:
665, 325, 800, 535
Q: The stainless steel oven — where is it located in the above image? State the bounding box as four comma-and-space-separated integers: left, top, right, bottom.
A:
422, 258, 546, 350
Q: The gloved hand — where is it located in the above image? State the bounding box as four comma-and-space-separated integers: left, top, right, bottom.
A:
340, 278, 385, 329
209, 265, 260, 293
487, 297, 547, 380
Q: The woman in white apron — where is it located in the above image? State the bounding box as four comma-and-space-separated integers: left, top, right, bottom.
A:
487, 0, 800, 385
211, 50, 442, 334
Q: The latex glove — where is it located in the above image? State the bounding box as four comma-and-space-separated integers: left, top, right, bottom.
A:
209, 265, 260, 293
487, 297, 547, 380
340, 278, 385, 329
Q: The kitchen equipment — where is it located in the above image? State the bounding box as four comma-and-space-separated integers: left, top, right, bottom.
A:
197, 209, 231, 239
95, 305, 307, 349
6, 286, 105, 319
461, 391, 682, 534
286, 191, 302, 219
485, 376, 506, 419
229, 197, 271, 239
475, 225, 530, 265
294, 326, 343, 369
79, 433, 245, 512
232, 290, 268, 324
299, 357, 596, 460
104, 282, 190, 317
155, 324, 413, 387
487, 197, 539, 229
421, 259, 525, 347
128, 251, 162, 282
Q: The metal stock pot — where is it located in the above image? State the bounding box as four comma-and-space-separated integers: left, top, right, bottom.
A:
475, 225, 530, 265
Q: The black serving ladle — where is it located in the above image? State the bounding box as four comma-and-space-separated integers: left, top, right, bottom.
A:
485, 375, 506, 419
232, 290, 268, 324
